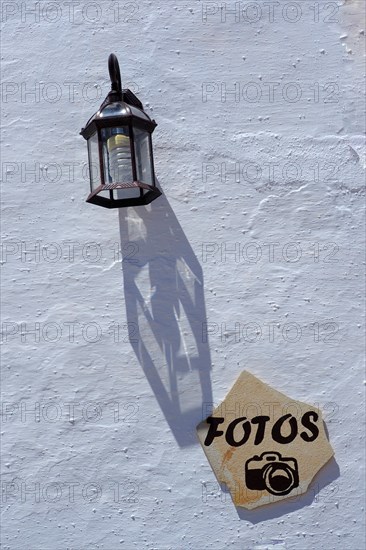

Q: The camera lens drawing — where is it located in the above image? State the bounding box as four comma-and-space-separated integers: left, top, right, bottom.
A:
245, 452, 299, 496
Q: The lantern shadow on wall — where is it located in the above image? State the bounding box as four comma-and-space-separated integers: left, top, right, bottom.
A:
80, 54, 213, 445
118, 192, 213, 447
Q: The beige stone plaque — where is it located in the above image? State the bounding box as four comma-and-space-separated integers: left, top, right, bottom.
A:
197, 371, 334, 509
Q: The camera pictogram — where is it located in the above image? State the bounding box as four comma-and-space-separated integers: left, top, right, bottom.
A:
245, 451, 299, 496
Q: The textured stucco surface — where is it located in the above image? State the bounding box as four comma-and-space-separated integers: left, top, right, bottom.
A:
1, 1, 365, 549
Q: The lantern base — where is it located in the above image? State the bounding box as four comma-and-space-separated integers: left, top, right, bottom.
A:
86, 181, 162, 209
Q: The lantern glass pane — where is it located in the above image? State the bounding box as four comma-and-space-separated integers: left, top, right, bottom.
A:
101, 127, 140, 200
134, 129, 153, 186
87, 132, 101, 191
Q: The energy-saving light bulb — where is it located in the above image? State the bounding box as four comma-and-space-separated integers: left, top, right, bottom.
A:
107, 134, 132, 183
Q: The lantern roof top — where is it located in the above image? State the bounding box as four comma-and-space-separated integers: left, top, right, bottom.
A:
81, 88, 155, 132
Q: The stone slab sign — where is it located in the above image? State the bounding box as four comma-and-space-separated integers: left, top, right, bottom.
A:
197, 371, 335, 509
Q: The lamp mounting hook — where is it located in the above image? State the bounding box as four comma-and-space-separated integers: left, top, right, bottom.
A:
108, 53, 122, 94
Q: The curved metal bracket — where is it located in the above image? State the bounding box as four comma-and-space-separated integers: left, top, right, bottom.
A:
95, 53, 143, 113
108, 53, 122, 94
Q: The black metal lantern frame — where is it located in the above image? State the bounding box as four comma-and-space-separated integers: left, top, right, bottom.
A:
80, 54, 161, 208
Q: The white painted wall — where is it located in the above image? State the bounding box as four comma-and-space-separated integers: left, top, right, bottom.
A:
1, 1, 365, 548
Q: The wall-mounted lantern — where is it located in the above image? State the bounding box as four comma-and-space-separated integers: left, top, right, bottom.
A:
80, 54, 161, 208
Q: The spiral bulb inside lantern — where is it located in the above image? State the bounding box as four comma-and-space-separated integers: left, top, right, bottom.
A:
107, 134, 132, 183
